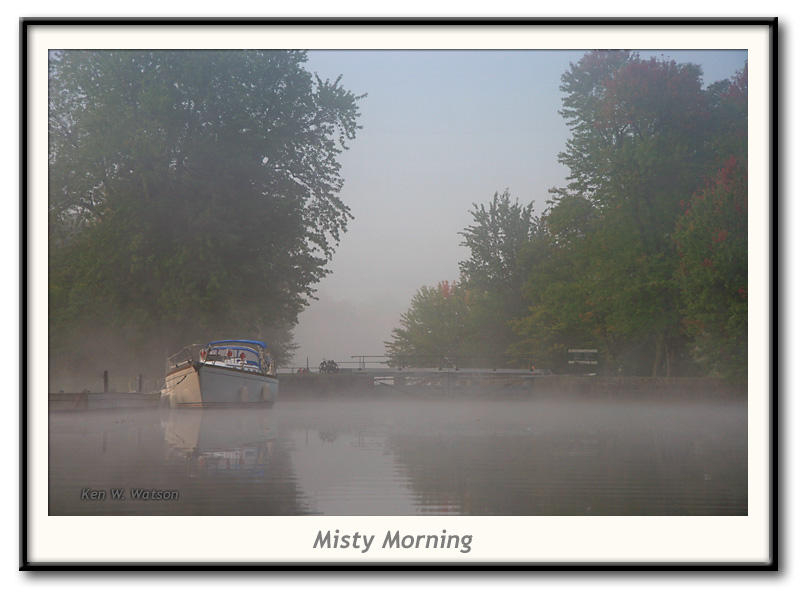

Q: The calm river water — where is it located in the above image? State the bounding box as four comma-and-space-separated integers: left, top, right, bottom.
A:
49, 397, 746, 515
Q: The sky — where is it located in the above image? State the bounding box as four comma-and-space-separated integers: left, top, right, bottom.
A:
291, 49, 748, 369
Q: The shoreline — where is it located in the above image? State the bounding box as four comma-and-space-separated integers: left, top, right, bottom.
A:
47, 374, 746, 411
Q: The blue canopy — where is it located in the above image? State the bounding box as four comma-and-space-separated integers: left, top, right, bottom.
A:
207, 339, 267, 349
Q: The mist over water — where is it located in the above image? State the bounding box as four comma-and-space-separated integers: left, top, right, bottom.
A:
49, 395, 746, 516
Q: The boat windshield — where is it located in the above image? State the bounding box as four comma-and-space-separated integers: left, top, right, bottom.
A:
202, 340, 274, 375
167, 340, 274, 375
203, 345, 261, 371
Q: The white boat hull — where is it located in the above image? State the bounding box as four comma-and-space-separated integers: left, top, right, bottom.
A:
165, 363, 278, 408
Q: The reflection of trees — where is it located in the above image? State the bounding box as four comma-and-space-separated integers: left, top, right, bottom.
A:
49, 409, 168, 515
49, 408, 312, 515
387, 420, 746, 515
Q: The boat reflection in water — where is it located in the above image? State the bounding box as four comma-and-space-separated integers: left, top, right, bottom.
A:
49, 407, 310, 515
164, 407, 276, 475
161, 407, 312, 514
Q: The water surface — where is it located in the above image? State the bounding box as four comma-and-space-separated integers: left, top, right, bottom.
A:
49, 397, 747, 515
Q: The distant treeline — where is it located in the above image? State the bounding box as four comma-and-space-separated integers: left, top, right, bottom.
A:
48, 50, 363, 384
386, 51, 747, 380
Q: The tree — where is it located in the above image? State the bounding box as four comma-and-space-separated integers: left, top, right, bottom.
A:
674, 158, 747, 379
386, 191, 543, 370
705, 64, 748, 166
672, 65, 747, 380
48, 50, 362, 383
385, 281, 471, 368
510, 213, 615, 373
458, 190, 536, 294
457, 190, 540, 363
532, 51, 713, 375
384, 53, 748, 379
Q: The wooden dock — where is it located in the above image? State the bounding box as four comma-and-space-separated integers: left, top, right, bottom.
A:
49, 391, 162, 411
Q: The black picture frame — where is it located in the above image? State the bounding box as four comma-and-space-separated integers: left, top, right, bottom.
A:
21, 17, 778, 571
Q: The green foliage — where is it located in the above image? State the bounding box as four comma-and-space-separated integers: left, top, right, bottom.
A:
385, 282, 472, 367
515, 51, 733, 376
48, 50, 362, 380
674, 157, 747, 379
458, 190, 535, 294
386, 53, 747, 382
387, 191, 543, 369
457, 190, 541, 364
705, 66, 748, 166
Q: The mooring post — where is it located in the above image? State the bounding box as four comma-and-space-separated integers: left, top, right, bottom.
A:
103, 370, 109, 393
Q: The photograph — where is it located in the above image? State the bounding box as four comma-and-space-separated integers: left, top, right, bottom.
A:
24, 19, 776, 567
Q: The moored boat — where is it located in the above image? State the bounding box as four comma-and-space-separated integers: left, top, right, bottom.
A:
163, 340, 278, 408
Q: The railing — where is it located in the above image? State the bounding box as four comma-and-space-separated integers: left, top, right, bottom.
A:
166, 344, 204, 371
